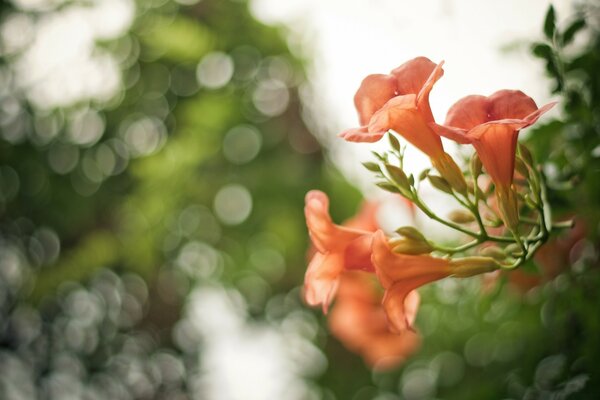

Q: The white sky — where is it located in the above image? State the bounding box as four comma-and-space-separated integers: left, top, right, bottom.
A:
250, 0, 571, 190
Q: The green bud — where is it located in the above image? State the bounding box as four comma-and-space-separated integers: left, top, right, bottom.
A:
450, 256, 500, 277
395, 226, 426, 241
515, 158, 530, 179
448, 210, 476, 224
470, 153, 482, 177
479, 246, 507, 261
390, 238, 433, 255
518, 143, 535, 166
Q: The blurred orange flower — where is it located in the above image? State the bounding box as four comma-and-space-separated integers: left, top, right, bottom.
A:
340, 57, 445, 160
431, 90, 555, 227
328, 271, 421, 371
371, 230, 452, 332
303, 190, 378, 313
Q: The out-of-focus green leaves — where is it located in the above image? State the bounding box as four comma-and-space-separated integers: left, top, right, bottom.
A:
139, 15, 214, 62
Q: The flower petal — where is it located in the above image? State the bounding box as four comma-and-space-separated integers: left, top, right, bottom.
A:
371, 230, 451, 288
416, 60, 444, 122
488, 90, 539, 120
304, 251, 343, 313
429, 123, 472, 144
305, 190, 364, 253
339, 125, 386, 143
369, 95, 444, 159
391, 57, 439, 96
354, 74, 398, 126
445, 95, 490, 130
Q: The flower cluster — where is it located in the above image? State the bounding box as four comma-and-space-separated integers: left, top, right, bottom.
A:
303, 57, 568, 370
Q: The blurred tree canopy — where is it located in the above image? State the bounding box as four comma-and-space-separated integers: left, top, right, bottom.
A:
0, 0, 599, 399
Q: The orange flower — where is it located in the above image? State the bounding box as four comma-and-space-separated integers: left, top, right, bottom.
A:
304, 190, 378, 313
371, 230, 452, 332
328, 271, 421, 371
340, 57, 445, 160
431, 90, 555, 227
371, 230, 497, 332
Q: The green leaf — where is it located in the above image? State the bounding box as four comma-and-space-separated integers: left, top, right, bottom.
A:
532, 43, 553, 61
428, 175, 453, 194
418, 168, 430, 181
562, 18, 585, 45
543, 5, 556, 40
384, 164, 410, 191
388, 133, 401, 153
362, 162, 381, 173
376, 182, 400, 193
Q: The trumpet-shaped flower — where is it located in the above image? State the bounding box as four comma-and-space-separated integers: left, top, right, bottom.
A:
431, 90, 555, 226
340, 57, 445, 160
303, 190, 378, 313
371, 231, 497, 332
328, 271, 421, 370
371, 230, 452, 332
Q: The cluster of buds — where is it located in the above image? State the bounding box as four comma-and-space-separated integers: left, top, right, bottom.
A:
303, 57, 571, 370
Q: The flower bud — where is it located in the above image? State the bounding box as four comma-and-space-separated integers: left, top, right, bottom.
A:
496, 187, 519, 230
448, 210, 475, 224
450, 256, 500, 277
389, 237, 433, 255
431, 152, 468, 196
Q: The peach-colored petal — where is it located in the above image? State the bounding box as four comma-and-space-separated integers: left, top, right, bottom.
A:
371, 231, 452, 287
437, 89, 556, 193
304, 252, 344, 313
344, 201, 379, 232
429, 123, 472, 144
488, 90, 538, 120
416, 60, 444, 122
371, 230, 452, 331
444, 95, 489, 130
391, 57, 439, 96
354, 74, 398, 126
344, 235, 375, 272
468, 123, 520, 190
339, 125, 386, 143
305, 191, 364, 253
382, 276, 444, 332
328, 271, 421, 370
369, 95, 444, 159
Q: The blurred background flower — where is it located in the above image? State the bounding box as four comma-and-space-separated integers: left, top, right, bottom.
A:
0, 0, 599, 399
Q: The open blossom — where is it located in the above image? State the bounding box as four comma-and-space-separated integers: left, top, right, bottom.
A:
371, 230, 498, 332
371, 230, 452, 332
328, 271, 421, 370
303, 190, 378, 313
431, 90, 555, 227
340, 57, 445, 160
341, 57, 467, 193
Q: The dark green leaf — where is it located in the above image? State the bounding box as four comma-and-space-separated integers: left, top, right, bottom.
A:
562, 18, 585, 45
543, 5, 556, 40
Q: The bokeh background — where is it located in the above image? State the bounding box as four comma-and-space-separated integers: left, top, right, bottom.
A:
0, 0, 599, 399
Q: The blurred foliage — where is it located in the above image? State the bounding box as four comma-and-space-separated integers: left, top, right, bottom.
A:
1, 0, 600, 399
